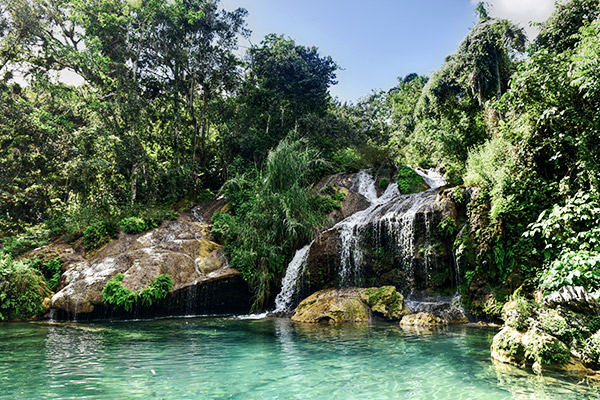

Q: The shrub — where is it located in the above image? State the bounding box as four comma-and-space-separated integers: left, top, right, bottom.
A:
539, 311, 573, 344
316, 195, 341, 214
378, 177, 389, 189
30, 258, 62, 291
83, 221, 109, 251
332, 147, 363, 172
397, 165, 423, 194
217, 137, 328, 311
140, 274, 173, 307
1, 228, 48, 258
102, 273, 174, 312
332, 191, 346, 202
119, 217, 148, 235
524, 328, 570, 366
196, 188, 215, 202
583, 331, 600, 367
101, 273, 138, 312
0, 256, 51, 321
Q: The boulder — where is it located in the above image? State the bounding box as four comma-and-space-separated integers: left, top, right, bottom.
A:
51, 208, 251, 318
544, 286, 600, 315
491, 326, 587, 373
292, 288, 371, 323
400, 312, 445, 326
361, 286, 412, 320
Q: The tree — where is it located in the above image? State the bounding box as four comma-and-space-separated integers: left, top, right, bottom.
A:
229, 34, 338, 162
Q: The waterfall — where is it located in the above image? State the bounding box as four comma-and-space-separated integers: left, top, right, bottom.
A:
273, 167, 450, 313
273, 243, 312, 312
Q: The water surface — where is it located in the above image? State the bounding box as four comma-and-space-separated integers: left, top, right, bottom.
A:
1, 318, 599, 399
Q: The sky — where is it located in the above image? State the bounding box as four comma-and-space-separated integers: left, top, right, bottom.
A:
220, 0, 556, 103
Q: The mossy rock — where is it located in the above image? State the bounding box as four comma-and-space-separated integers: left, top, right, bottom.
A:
291, 288, 371, 323
361, 286, 411, 320
491, 326, 586, 372
400, 312, 445, 327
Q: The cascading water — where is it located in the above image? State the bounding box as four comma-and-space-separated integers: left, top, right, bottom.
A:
273, 243, 312, 313
273, 168, 450, 313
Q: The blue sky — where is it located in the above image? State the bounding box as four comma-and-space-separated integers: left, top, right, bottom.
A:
220, 0, 555, 103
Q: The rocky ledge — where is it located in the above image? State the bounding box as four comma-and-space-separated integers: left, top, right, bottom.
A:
48, 206, 251, 319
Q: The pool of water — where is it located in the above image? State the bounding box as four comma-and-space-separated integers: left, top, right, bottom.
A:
1, 317, 599, 399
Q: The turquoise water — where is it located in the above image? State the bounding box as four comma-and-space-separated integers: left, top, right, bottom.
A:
1, 318, 599, 399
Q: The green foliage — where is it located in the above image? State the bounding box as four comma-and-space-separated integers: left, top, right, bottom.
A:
30, 258, 62, 292
316, 196, 342, 214
101, 274, 139, 313
0, 256, 51, 321
449, 187, 466, 206
196, 189, 215, 202
524, 328, 570, 366
331, 148, 363, 173
437, 216, 457, 238
83, 221, 109, 251
332, 191, 346, 202
215, 137, 328, 311
119, 217, 148, 235
396, 165, 423, 194
0, 227, 48, 258
378, 178, 389, 190
140, 274, 173, 307
538, 251, 600, 296
583, 331, 600, 367
539, 311, 574, 344
101, 273, 173, 311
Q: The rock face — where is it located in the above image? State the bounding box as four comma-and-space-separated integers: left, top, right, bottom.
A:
544, 286, 600, 315
298, 171, 459, 301
400, 312, 445, 326
51, 205, 251, 319
291, 286, 412, 323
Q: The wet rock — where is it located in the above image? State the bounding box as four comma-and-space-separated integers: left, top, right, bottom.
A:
292, 288, 371, 323
544, 286, 600, 315
400, 312, 445, 326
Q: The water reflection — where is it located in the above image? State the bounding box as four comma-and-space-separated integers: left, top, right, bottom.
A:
1, 319, 599, 399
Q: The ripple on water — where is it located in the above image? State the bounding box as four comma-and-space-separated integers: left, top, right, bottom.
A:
1, 319, 600, 399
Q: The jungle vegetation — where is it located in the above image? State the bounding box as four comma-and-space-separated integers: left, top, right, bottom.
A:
0, 0, 598, 314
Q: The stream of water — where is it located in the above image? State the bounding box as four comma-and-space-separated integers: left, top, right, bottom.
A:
1, 318, 599, 399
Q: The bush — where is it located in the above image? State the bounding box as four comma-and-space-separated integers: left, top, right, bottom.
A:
0, 256, 51, 321
316, 195, 341, 214
378, 177, 389, 189
101, 273, 139, 312
30, 258, 62, 291
140, 274, 173, 307
196, 188, 215, 202
524, 328, 570, 366
332, 147, 363, 172
119, 217, 148, 234
83, 221, 109, 251
1, 228, 48, 258
217, 137, 328, 311
397, 165, 423, 194
101, 273, 173, 312
583, 331, 600, 367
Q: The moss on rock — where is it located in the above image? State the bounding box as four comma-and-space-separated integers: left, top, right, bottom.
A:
400, 312, 445, 326
362, 286, 411, 320
291, 288, 371, 323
